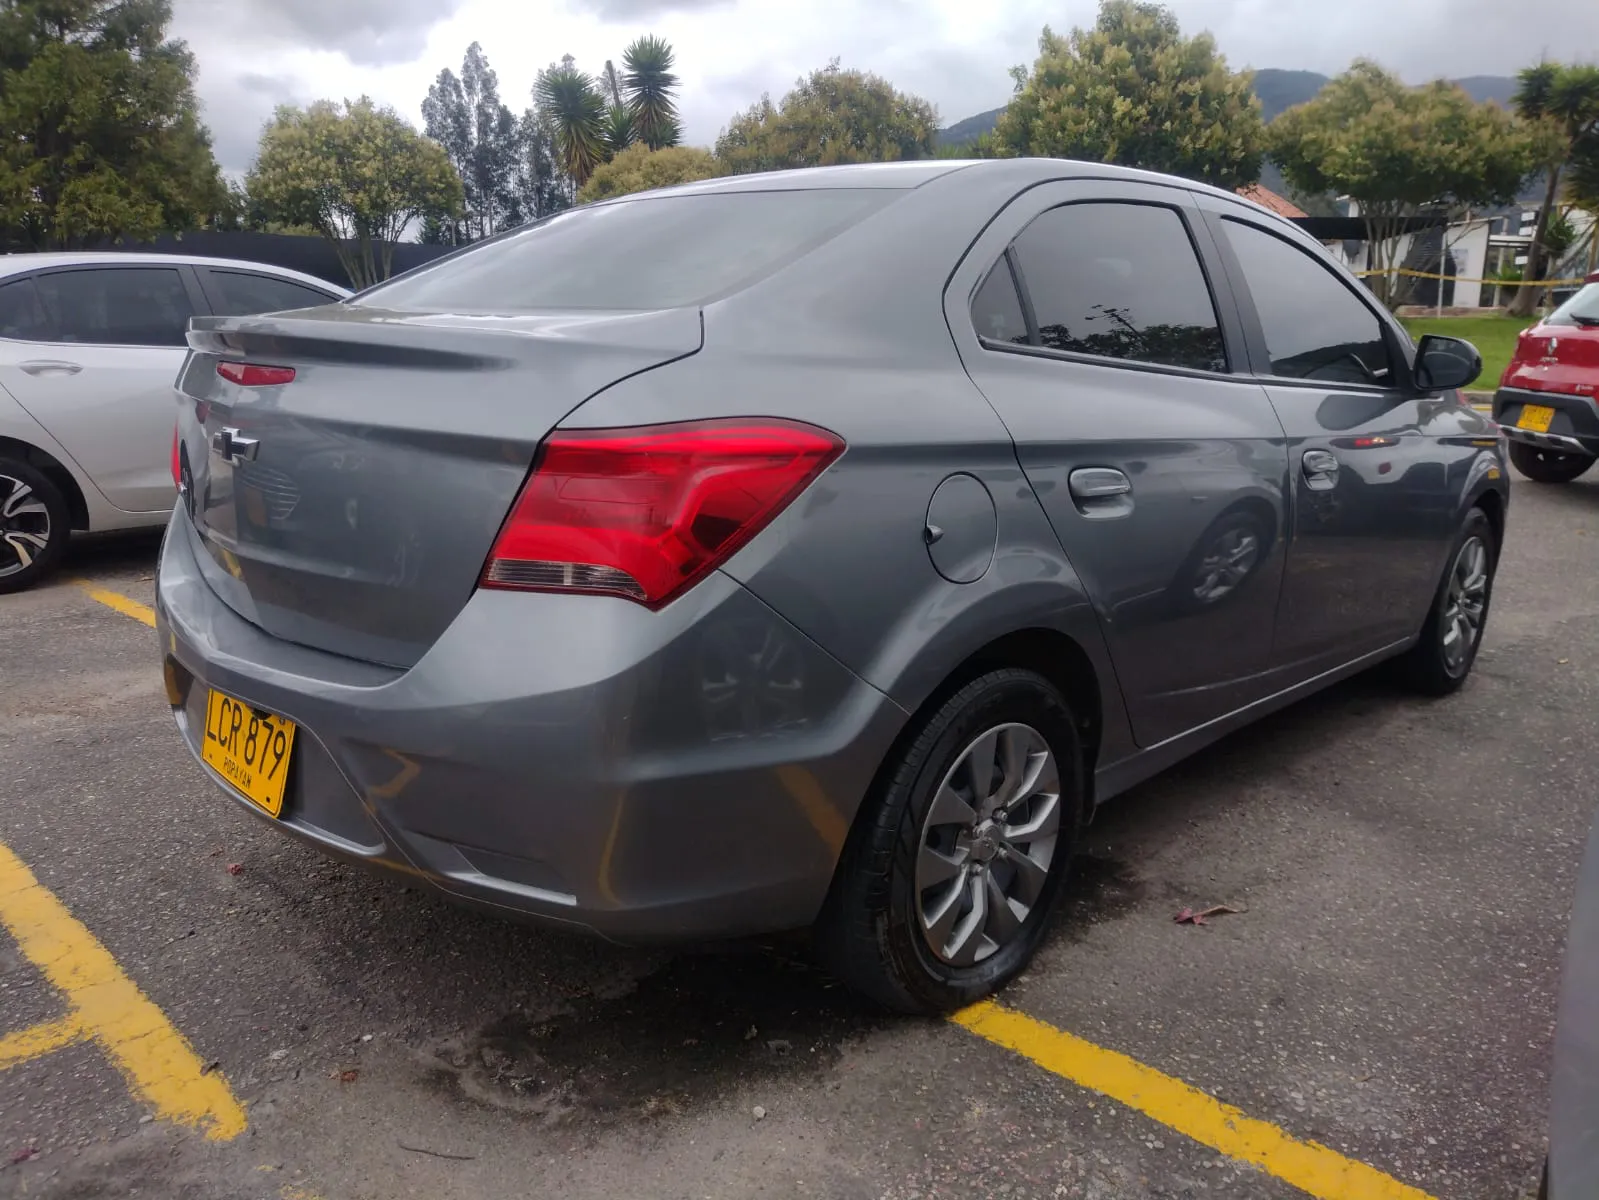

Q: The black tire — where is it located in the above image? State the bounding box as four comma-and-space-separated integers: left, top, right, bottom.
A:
815, 668, 1084, 1014
1509, 439, 1596, 483
0, 456, 69, 595
1394, 506, 1499, 696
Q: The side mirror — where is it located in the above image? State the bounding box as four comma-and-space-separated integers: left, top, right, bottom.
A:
1414, 334, 1483, 393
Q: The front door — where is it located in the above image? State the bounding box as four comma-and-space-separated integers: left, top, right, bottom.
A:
1198, 204, 1456, 675
0, 265, 197, 513
953, 182, 1289, 749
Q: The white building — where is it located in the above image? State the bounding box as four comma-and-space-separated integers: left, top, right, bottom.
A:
1334, 201, 1596, 309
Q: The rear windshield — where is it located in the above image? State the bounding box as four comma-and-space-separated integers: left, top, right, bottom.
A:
358, 188, 897, 313
1548, 282, 1599, 327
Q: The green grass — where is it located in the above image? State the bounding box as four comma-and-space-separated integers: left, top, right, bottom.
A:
1398, 314, 1539, 392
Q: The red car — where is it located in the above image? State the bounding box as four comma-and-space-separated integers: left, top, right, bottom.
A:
1495, 271, 1599, 482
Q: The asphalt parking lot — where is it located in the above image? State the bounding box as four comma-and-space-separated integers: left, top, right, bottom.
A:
3, 466, 1597, 1200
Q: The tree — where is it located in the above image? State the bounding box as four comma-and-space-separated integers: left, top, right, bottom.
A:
578, 143, 719, 202
1270, 61, 1540, 307
246, 97, 464, 288
1565, 137, 1599, 273
535, 60, 607, 188
714, 60, 937, 174
0, 0, 227, 249
510, 108, 571, 221
1507, 63, 1599, 315
623, 35, 682, 150
993, 1, 1265, 190
599, 60, 636, 156
421, 42, 524, 242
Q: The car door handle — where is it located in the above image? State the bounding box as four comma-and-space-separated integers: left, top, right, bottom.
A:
1302, 449, 1340, 492
1068, 467, 1134, 518
18, 359, 82, 376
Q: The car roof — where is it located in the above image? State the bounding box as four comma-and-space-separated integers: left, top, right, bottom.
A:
612, 157, 1273, 215
0, 251, 350, 295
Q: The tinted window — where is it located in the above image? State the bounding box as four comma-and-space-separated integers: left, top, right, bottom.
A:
1009, 203, 1226, 373
1548, 281, 1599, 328
0, 277, 53, 341
1220, 218, 1392, 385
33, 268, 195, 347
359, 189, 895, 312
205, 270, 335, 316
971, 258, 1029, 344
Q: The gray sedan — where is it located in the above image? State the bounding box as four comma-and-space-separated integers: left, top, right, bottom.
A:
155, 158, 1506, 1013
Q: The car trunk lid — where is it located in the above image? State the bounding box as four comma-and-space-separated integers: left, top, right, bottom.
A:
175, 305, 702, 668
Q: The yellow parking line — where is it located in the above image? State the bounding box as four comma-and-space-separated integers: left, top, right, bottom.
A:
75, 581, 156, 628
0, 840, 246, 1139
0, 1014, 87, 1068
952, 1000, 1435, 1200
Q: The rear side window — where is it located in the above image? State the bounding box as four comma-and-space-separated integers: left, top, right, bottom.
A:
1005, 202, 1226, 373
0, 277, 53, 341
1219, 218, 1393, 386
32, 267, 195, 347
358, 189, 896, 312
971, 259, 1029, 345
1548, 282, 1599, 328
204, 269, 335, 316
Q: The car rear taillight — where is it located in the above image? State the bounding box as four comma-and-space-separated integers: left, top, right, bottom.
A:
217, 361, 295, 386
171, 424, 181, 487
480, 419, 845, 608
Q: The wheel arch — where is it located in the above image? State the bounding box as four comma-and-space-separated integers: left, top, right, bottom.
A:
0, 436, 89, 530
1473, 483, 1505, 552
849, 623, 1111, 852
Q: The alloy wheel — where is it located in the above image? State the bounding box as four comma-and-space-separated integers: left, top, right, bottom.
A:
1440, 534, 1488, 675
915, 722, 1061, 966
0, 474, 50, 579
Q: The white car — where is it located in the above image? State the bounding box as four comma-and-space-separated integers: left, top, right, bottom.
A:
0, 251, 350, 592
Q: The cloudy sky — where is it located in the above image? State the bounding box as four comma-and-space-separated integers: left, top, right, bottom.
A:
170, 0, 1592, 177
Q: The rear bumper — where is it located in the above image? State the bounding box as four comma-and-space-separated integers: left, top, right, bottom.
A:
1493, 386, 1599, 457
155, 508, 907, 943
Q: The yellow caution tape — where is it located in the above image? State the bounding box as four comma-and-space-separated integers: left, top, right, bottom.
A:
1353, 266, 1592, 286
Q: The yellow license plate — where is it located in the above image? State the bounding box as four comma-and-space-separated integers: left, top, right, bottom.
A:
1517, 403, 1556, 433
200, 690, 297, 817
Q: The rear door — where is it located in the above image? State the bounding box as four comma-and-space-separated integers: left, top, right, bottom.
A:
0, 264, 201, 513
1196, 200, 1455, 675
949, 180, 1290, 749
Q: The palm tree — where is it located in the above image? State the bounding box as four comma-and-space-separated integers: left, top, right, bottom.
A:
1565, 136, 1599, 273
535, 64, 607, 188
622, 35, 682, 150
1508, 63, 1599, 315
600, 59, 636, 156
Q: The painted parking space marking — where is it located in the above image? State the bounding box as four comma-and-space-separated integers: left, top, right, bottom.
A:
75, 580, 156, 627
952, 1000, 1435, 1200
0, 1013, 86, 1069
0, 839, 246, 1140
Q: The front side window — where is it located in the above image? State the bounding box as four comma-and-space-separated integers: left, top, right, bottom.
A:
32, 268, 195, 347
1007, 202, 1227, 373
1220, 218, 1393, 386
